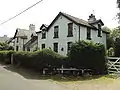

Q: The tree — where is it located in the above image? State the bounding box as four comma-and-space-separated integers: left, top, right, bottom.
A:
111, 26, 120, 38
0, 42, 14, 51
117, 0, 120, 21
117, 0, 120, 8
114, 38, 120, 56
102, 27, 113, 49
109, 26, 120, 56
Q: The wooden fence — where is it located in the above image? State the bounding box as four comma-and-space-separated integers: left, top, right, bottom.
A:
107, 57, 120, 74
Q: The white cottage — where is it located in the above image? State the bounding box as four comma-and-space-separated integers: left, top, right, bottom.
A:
13, 24, 36, 51
37, 12, 108, 56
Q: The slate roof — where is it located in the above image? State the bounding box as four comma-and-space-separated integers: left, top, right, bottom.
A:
36, 24, 48, 33
0, 35, 10, 43
24, 36, 38, 47
47, 12, 108, 34
13, 28, 36, 39
7, 37, 14, 44
62, 12, 94, 28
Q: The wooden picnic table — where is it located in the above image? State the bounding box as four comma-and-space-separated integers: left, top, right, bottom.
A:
43, 68, 92, 75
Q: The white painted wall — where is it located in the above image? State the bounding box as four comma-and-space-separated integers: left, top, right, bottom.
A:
38, 32, 48, 50
37, 15, 107, 56
14, 37, 25, 51
80, 25, 107, 48
46, 15, 79, 55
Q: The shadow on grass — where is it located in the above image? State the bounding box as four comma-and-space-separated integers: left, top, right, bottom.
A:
2, 64, 103, 82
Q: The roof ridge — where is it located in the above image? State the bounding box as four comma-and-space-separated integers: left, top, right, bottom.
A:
61, 12, 88, 23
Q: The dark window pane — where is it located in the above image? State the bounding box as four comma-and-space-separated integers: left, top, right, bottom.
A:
42, 31, 46, 39
54, 26, 59, 38
42, 44, 45, 49
53, 43, 58, 52
68, 23, 73, 37
17, 38, 19, 43
87, 27, 91, 40
67, 42, 72, 52
98, 24, 102, 37
27, 47, 30, 51
16, 46, 19, 51
23, 46, 25, 51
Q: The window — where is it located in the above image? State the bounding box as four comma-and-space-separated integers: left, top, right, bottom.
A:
17, 38, 19, 43
67, 42, 72, 52
87, 27, 91, 40
53, 43, 58, 52
23, 46, 25, 51
54, 26, 59, 38
27, 47, 30, 51
98, 24, 102, 37
16, 46, 19, 51
41, 44, 45, 49
67, 23, 73, 37
42, 31, 46, 39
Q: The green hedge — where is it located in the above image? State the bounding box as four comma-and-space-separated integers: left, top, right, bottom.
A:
0, 51, 14, 64
13, 49, 66, 70
68, 40, 107, 75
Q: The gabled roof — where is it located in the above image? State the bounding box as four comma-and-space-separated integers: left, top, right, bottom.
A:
7, 37, 14, 44
36, 24, 48, 33
0, 36, 10, 43
24, 36, 37, 47
13, 28, 36, 39
89, 19, 104, 26
47, 12, 97, 31
40, 24, 48, 30
31, 32, 37, 37
36, 30, 42, 34
46, 12, 108, 34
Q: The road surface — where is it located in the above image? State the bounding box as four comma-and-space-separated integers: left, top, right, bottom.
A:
0, 64, 68, 90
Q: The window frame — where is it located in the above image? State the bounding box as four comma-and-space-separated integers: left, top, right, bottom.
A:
16, 37, 19, 43
27, 47, 30, 51
53, 43, 58, 52
67, 23, 73, 37
41, 30, 46, 39
16, 46, 19, 51
98, 24, 102, 37
87, 27, 91, 40
41, 44, 45, 49
67, 42, 72, 52
53, 26, 59, 38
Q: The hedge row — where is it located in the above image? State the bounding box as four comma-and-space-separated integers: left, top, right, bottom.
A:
13, 49, 67, 70
0, 40, 107, 75
0, 50, 14, 64
68, 40, 107, 74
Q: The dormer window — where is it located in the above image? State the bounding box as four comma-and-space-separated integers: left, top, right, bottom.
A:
98, 24, 102, 37
42, 30, 46, 39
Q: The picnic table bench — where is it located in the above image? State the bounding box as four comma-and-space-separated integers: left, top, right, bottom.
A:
43, 68, 92, 75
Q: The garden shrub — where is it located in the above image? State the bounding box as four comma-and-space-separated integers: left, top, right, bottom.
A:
0, 50, 14, 64
13, 49, 66, 70
114, 38, 120, 57
68, 40, 106, 75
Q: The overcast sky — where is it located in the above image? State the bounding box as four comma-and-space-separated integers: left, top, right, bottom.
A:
0, 0, 119, 37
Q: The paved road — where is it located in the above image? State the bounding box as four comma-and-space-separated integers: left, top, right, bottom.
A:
0, 65, 69, 90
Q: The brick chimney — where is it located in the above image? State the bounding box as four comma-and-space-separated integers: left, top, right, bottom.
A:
88, 14, 96, 23
29, 24, 35, 31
